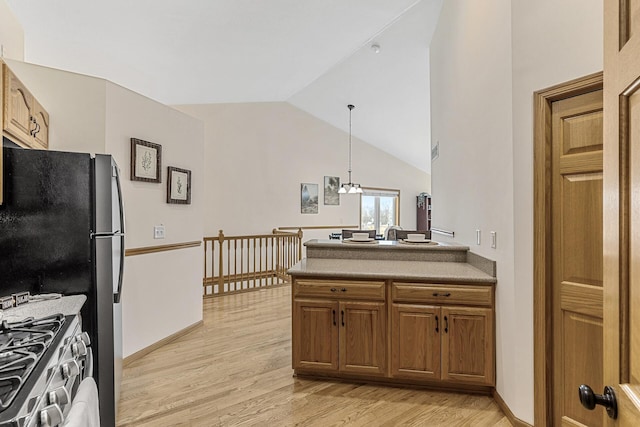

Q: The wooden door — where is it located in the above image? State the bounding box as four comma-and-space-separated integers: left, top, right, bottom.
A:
339, 301, 386, 375
551, 89, 605, 426
601, 1, 640, 425
440, 306, 493, 385
292, 299, 338, 372
390, 303, 440, 380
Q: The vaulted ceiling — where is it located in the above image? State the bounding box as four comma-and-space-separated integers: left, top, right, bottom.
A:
6, 0, 442, 173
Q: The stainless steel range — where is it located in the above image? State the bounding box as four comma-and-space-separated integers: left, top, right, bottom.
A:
0, 313, 93, 427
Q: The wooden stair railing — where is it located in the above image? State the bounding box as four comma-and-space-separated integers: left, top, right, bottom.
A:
202, 229, 302, 297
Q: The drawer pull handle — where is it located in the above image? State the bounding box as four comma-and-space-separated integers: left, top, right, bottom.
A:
444, 316, 449, 333
435, 315, 439, 333
341, 310, 345, 327
332, 309, 336, 326
330, 288, 337, 292
341, 288, 347, 292
433, 292, 451, 297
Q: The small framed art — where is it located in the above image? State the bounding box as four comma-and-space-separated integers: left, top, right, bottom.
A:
131, 138, 162, 183
301, 183, 318, 214
324, 176, 340, 205
167, 166, 192, 204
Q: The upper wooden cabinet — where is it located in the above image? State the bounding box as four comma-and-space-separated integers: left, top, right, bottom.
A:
2, 63, 49, 150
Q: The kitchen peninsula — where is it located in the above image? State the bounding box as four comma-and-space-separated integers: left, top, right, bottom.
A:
288, 239, 497, 393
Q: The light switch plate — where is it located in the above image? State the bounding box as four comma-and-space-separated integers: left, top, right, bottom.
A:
491, 231, 496, 248
476, 229, 481, 245
154, 225, 165, 239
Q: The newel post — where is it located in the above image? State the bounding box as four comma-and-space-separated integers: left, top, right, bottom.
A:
297, 228, 303, 260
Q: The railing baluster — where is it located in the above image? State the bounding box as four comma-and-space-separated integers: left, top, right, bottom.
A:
203, 229, 301, 297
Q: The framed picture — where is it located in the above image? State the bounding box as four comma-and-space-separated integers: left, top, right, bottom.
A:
131, 138, 161, 183
167, 166, 192, 204
300, 183, 318, 214
324, 176, 340, 205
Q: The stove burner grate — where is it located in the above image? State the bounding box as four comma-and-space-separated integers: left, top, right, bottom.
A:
0, 314, 65, 413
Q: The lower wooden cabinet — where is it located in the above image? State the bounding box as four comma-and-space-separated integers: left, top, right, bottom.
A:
291, 278, 495, 390
292, 298, 386, 376
391, 303, 494, 385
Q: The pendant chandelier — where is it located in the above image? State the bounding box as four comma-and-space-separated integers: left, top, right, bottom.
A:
338, 104, 362, 194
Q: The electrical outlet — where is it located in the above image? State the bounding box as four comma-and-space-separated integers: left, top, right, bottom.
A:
154, 225, 165, 239
476, 229, 481, 245
491, 231, 496, 248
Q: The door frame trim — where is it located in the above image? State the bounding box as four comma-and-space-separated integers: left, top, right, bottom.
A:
533, 71, 603, 426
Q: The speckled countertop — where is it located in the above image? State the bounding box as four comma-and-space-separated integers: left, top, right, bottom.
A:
0, 295, 86, 322
288, 258, 496, 284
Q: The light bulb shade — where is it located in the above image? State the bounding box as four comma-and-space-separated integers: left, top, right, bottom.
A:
338, 186, 347, 194
356, 186, 363, 193
348, 186, 357, 194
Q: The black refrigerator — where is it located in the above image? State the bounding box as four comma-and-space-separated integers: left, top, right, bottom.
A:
0, 140, 125, 427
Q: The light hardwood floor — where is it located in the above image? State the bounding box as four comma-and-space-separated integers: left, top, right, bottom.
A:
117, 285, 511, 426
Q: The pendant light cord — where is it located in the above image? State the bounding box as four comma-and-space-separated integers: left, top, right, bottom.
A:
348, 104, 354, 184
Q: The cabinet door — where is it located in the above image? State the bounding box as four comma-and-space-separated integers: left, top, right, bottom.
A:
441, 306, 494, 385
31, 99, 49, 149
391, 304, 440, 380
292, 299, 338, 372
339, 301, 386, 375
3, 65, 34, 148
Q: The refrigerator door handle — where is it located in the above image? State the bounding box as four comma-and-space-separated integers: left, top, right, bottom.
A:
113, 164, 125, 235
91, 231, 124, 238
114, 233, 124, 303
113, 163, 125, 304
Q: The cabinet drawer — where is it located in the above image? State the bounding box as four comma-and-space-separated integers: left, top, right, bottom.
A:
392, 283, 493, 307
294, 279, 385, 301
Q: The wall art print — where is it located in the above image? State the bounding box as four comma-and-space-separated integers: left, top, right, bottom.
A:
131, 138, 162, 183
324, 176, 340, 206
300, 183, 318, 214
167, 166, 192, 204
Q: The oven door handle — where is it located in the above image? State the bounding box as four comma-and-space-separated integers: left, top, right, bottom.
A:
84, 347, 93, 379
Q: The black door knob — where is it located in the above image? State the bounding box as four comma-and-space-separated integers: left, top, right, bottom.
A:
578, 384, 618, 419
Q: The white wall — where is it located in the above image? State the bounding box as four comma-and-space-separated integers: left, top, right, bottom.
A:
104, 82, 204, 356
431, 0, 602, 423
175, 102, 431, 242
3, 61, 205, 358
430, 0, 517, 417
0, 0, 23, 60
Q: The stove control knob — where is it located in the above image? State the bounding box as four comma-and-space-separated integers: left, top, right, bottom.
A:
75, 332, 91, 346
40, 404, 63, 427
71, 340, 87, 357
48, 386, 69, 406
61, 360, 80, 379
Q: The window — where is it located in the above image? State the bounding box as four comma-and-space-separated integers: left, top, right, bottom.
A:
360, 188, 400, 235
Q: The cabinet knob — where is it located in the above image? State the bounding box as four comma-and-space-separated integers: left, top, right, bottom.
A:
578, 385, 618, 419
